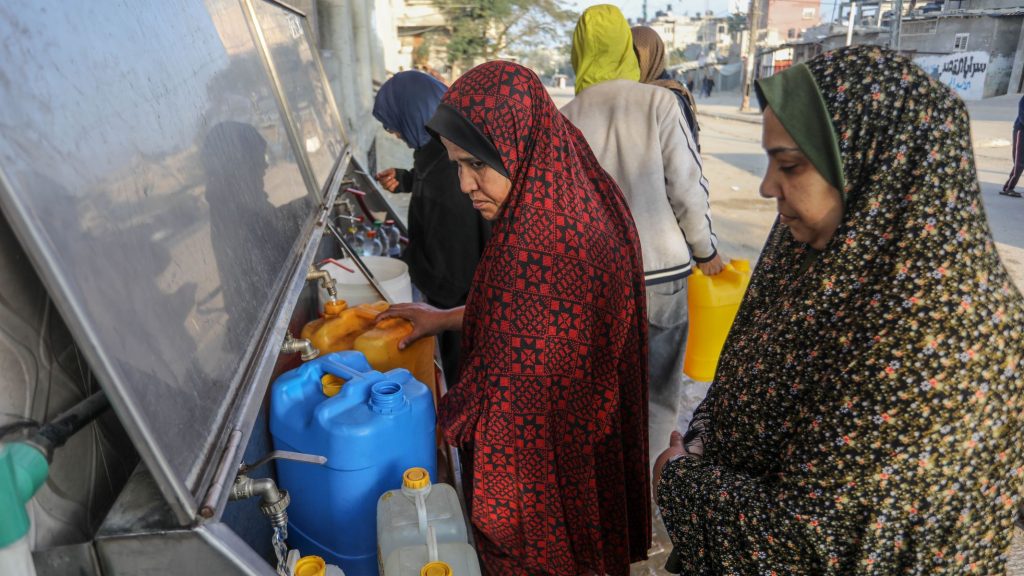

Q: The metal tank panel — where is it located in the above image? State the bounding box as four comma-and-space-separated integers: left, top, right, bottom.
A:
0, 0, 321, 523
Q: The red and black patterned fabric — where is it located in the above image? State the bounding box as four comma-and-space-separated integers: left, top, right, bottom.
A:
435, 61, 651, 575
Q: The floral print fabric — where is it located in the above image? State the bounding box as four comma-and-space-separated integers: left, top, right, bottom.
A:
658, 45, 1024, 574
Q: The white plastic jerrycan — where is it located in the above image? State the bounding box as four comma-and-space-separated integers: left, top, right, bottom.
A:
383, 527, 481, 576
377, 468, 468, 564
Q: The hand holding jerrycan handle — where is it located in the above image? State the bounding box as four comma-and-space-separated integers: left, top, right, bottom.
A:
684, 259, 752, 382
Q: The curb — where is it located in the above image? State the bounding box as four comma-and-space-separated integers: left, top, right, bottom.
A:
696, 110, 763, 125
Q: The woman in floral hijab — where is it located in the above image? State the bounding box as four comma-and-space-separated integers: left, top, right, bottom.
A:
656, 45, 1024, 574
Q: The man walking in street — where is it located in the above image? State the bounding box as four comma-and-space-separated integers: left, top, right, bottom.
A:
1000, 93, 1024, 198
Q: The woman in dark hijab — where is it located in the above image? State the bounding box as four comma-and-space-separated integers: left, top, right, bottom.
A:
655, 45, 1024, 574
373, 70, 490, 380
380, 61, 651, 575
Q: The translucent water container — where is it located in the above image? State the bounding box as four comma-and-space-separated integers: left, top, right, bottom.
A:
383, 542, 481, 576
354, 318, 437, 401
377, 468, 468, 565
304, 301, 390, 355
270, 351, 437, 576
684, 259, 751, 382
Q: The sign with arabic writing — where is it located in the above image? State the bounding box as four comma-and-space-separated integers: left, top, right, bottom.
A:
914, 51, 989, 100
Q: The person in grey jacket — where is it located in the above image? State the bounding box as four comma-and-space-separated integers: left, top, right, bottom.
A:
562, 5, 724, 469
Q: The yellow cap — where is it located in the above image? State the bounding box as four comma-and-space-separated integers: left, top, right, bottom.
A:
295, 555, 326, 576
403, 467, 431, 490
321, 374, 344, 397
420, 561, 452, 576
324, 300, 347, 316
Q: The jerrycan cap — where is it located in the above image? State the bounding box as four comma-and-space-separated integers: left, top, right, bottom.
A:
403, 467, 431, 490
421, 561, 452, 576
294, 555, 326, 576
321, 374, 344, 397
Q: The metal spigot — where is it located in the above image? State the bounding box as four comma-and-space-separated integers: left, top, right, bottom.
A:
306, 265, 338, 303
228, 451, 327, 532
229, 474, 290, 531
281, 331, 319, 361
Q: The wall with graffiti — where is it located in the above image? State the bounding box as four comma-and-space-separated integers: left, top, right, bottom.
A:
914, 51, 989, 100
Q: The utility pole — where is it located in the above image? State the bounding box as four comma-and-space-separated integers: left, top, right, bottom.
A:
846, 1, 857, 46
890, 0, 904, 52
740, 0, 762, 111
643, 0, 648, 24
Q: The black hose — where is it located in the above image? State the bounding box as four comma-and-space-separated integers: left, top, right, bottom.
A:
31, 390, 110, 460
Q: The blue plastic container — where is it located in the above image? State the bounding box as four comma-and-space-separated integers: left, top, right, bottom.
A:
270, 351, 436, 576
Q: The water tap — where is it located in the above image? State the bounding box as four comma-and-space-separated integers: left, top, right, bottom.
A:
281, 331, 319, 361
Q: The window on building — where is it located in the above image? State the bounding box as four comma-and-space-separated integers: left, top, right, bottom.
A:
802, 7, 816, 19
903, 19, 937, 35
718, 24, 726, 34
788, 27, 797, 38
953, 32, 969, 51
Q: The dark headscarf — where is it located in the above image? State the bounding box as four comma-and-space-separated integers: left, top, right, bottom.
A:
372, 71, 446, 149
660, 46, 1024, 574
429, 61, 651, 575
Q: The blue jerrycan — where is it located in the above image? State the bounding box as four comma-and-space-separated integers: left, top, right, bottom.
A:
270, 351, 436, 576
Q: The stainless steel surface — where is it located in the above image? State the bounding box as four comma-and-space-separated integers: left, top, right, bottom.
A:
97, 466, 274, 574
200, 429, 243, 519
32, 543, 102, 576
0, 175, 137, 549
96, 524, 275, 576
0, 0, 318, 523
199, 182, 341, 525
238, 450, 327, 474
247, 0, 346, 196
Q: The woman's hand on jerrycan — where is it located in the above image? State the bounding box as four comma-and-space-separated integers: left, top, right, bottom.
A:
376, 303, 465, 350
696, 253, 725, 276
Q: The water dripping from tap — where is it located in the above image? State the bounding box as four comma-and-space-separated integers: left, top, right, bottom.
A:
272, 525, 289, 576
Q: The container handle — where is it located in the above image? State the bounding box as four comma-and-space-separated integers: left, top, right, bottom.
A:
416, 490, 428, 538
426, 525, 438, 563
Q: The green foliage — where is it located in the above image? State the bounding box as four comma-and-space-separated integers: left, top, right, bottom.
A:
726, 12, 748, 34
433, 0, 577, 69
668, 48, 688, 66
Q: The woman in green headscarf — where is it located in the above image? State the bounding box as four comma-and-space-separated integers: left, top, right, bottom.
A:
654, 45, 1024, 574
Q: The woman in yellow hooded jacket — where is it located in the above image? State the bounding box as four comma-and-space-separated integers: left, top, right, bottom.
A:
562, 4, 723, 471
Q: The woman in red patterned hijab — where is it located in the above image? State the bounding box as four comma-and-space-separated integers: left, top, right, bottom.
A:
380, 60, 651, 574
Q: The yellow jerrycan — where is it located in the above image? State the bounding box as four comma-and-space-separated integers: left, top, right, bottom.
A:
354, 318, 438, 402
307, 301, 390, 354
683, 259, 751, 382
300, 299, 348, 342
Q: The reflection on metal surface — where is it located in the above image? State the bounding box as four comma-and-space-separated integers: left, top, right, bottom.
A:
248, 0, 345, 194
0, 0, 317, 522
